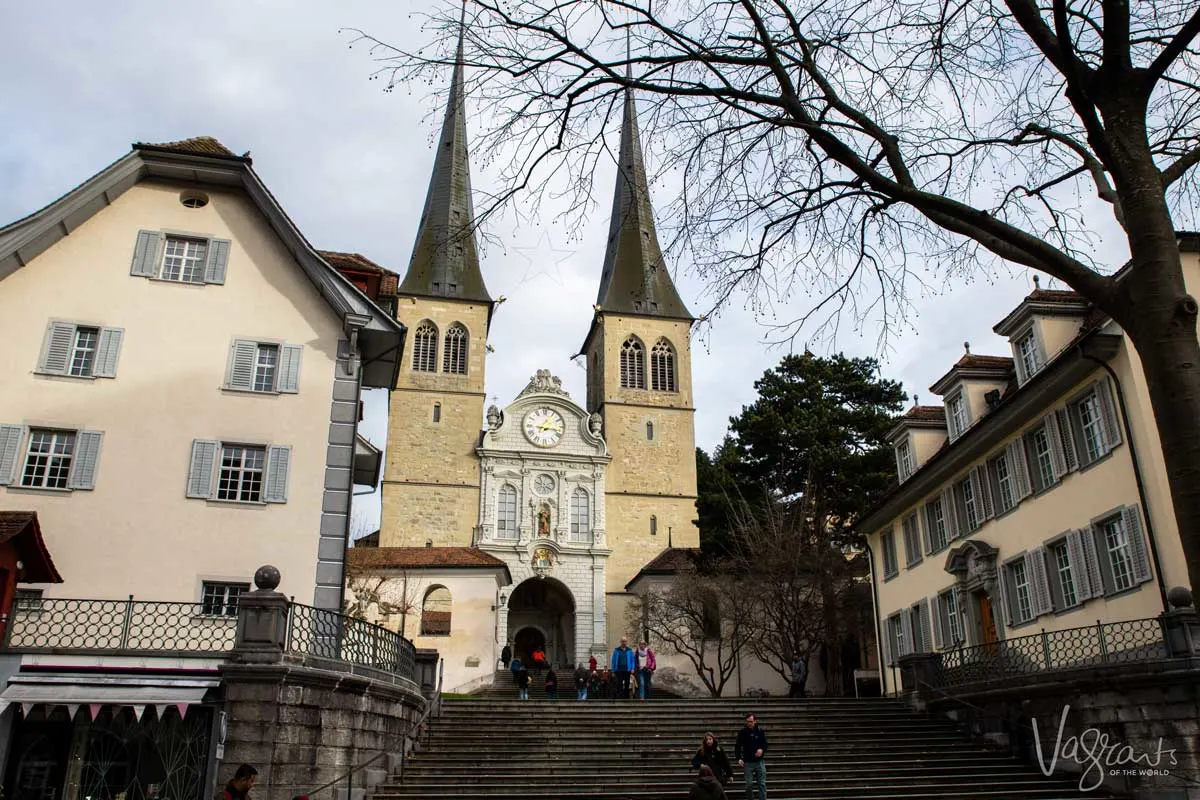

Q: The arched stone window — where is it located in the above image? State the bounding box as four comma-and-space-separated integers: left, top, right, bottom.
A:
646, 421, 655, 440
620, 336, 646, 389
650, 338, 677, 392
570, 488, 590, 542
496, 484, 518, 539
442, 323, 468, 375
420, 586, 452, 635
412, 321, 438, 372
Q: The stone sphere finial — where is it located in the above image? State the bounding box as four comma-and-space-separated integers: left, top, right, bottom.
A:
254, 565, 281, 591
1167, 585, 1193, 610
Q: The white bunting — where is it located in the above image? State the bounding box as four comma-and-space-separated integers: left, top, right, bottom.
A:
20, 703, 34, 717
156, 704, 171, 719
67, 704, 80, 719
133, 705, 146, 722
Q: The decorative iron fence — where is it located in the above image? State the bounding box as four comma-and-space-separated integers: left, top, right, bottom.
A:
4, 597, 237, 654
287, 603, 416, 679
936, 617, 1168, 688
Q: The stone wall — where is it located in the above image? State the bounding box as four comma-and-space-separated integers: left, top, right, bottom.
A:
921, 659, 1200, 800
218, 656, 425, 800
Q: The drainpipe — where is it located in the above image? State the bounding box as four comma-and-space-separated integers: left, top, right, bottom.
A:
1080, 347, 1170, 612
861, 540, 888, 696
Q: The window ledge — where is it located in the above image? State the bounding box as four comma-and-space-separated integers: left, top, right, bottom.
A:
204, 498, 268, 508
5, 485, 73, 495
882, 571, 899, 583
220, 386, 281, 397
1007, 618, 1038, 631
32, 370, 97, 381
905, 560, 923, 570
1075, 448, 1118, 475
147, 276, 207, 287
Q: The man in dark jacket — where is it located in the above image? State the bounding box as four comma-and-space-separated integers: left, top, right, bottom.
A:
574, 663, 590, 700
500, 641, 512, 669
217, 764, 257, 799
734, 714, 768, 800
689, 765, 728, 800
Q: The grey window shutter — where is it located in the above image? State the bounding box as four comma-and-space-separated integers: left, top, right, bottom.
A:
921, 506, 934, 554
278, 345, 303, 393
997, 565, 1013, 629
1086, 524, 1115, 596
883, 620, 894, 666
971, 466, 993, 520
67, 430, 104, 490
1044, 414, 1067, 481
226, 340, 258, 390
1012, 345, 1028, 384
0, 425, 24, 485
131, 230, 162, 277
1008, 439, 1033, 499
1097, 379, 1122, 452
1026, 548, 1053, 616
1055, 409, 1078, 471
93, 328, 124, 378
900, 614, 913, 657
38, 321, 76, 374
941, 488, 961, 540
1065, 529, 1095, 601
931, 595, 944, 651
1122, 505, 1153, 584
186, 440, 219, 499
264, 445, 292, 503
204, 238, 231, 284
917, 598, 933, 652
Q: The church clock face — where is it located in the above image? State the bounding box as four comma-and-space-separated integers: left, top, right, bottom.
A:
523, 407, 565, 448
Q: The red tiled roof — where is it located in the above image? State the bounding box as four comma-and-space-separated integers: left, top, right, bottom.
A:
639, 548, 703, 573
1027, 288, 1085, 304
954, 354, 1013, 371
320, 251, 400, 296
134, 136, 238, 157
0, 512, 63, 584
903, 405, 946, 423
346, 546, 508, 570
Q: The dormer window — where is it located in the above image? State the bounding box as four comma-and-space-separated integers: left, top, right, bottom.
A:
1014, 327, 1045, 384
895, 437, 915, 481
946, 391, 969, 441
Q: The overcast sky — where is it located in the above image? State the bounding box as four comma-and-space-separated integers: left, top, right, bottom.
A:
3, 0, 1110, 535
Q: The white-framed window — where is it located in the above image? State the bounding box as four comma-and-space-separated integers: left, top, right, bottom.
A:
946, 391, 969, 440
496, 485, 518, 538
1069, 381, 1122, 466
21, 430, 75, 490
1028, 425, 1055, 492
1006, 558, 1034, 625
161, 236, 209, 283
989, 453, 1015, 513
569, 488, 590, 542
1014, 327, 1044, 383
186, 440, 290, 503
938, 589, 962, 647
881, 529, 898, 578
650, 339, 677, 392
1080, 506, 1153, 596
130, 230, 230, 285
1050, 541, 1078, 608
956, 477, 979, 532
36, 322, 124, 379
895, 437, 914, 481
924, 497, 949, 552
1100, 516, 1134, 592
620, 336, 647, 389
902, 513, 922, 567
225, 340, 301, 394
887, 614, 907, 664
3, 427, 104, 492
443, 323, 468, 375
201, 582, 249, 617
412, 321, 439, 373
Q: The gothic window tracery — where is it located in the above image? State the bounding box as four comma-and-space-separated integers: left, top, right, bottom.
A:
443, 323, 468, 374
620, 336, 646, 389
412, 321, 438, 372
650, 338, 677, 392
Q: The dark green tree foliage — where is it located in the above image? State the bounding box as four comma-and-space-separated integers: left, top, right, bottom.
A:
729, 353, 907, 544
694, 439, 742, 557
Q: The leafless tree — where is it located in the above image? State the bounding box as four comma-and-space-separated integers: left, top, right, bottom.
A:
344, 562, 422, 638
352, 0, 1200, 594
629, 572, 756, 696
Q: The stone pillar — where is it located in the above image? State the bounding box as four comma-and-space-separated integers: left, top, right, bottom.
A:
1160, 586, 1200, 658
897, 652, 941, 697
232, 565, 289, 665
414, 649, 440, 698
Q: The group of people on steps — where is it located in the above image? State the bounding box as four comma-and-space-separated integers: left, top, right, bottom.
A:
502, 635, 658, 700
689, 714, 770, 800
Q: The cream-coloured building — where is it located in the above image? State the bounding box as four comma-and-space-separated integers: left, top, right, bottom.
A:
860, 251, 1200, 695
0, 136, 402, 609
357, 44, 701, 691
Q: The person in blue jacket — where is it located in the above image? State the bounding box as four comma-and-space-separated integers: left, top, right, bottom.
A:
610, 636, 636, 698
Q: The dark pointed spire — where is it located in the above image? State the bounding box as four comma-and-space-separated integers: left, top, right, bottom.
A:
399, 29, 492, 304
594, 88, 691, 320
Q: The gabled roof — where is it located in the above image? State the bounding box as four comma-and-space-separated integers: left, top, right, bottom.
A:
929, 353, 1014, 395
0, 138, 405, 389
994, 286, 1090, 337
346, 546, 510, 579
624, 547, 702, 590
0, 512, 63, 584
320, 251, 399, 295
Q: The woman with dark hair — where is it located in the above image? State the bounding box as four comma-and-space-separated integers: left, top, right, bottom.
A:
689, 765, 728, 800
690, 732, 732, 783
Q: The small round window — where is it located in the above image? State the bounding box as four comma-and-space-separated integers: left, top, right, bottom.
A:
180, 191, 209, 209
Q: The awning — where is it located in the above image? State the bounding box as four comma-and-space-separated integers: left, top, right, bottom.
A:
0, 678, 215, 719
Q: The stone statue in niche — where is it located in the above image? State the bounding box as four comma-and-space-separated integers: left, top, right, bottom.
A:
537, 503, 551, 537
486, 405, 501, 432
588, 413, 603, 437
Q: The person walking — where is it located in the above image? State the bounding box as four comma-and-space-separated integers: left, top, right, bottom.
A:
789, 653, 807, 698
217, 764, 258, 800
588, 654, 598, 672
611, 637, 635, 698
509, 655, 523, 687
691, 733, 733, 784
532, 646, 547, 674
516, 664, 531, 700
545, 667, 558, 700
500, 641, 512, 670
574, 663, 590, 700
734, 713, 768, 800
689, 765, 728, 800
637, 640, 656, 700
589, 667, 603, 700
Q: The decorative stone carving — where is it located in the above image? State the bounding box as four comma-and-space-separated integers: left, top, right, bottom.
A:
518, 369, 570, 398
486, 405, 502, 431
588, 413, 603, 436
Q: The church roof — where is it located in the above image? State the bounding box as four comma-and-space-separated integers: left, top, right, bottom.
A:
623, 547, 703, 590
398, 33, 492, 305
346, 546, 510, 579
594, 90, 691, 321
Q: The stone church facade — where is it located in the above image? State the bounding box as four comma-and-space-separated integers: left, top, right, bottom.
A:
349, 35, 700, 691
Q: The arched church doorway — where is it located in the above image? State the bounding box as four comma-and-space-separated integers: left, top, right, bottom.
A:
507, 578, 575, 669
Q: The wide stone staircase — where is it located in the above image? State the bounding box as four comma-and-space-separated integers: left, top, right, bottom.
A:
371, 696, 1116, 799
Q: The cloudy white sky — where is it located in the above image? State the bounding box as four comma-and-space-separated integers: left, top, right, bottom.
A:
2, 0, 1117, 534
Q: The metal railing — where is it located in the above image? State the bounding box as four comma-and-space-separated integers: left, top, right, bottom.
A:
287, 602, 417, 678
3, 597, 237, 654
935, 617, 1167, 688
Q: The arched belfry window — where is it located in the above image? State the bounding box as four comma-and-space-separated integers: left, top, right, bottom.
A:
412, 321, 438, 373
570, 488, 591, 542
497, 484, 518, 539
651, 339, 677, 392
620, 336, 646, 389
420, 586, 452, 635
443, 323, 468, 375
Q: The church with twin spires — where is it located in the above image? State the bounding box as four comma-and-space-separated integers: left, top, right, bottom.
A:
347, 35, 700, 691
